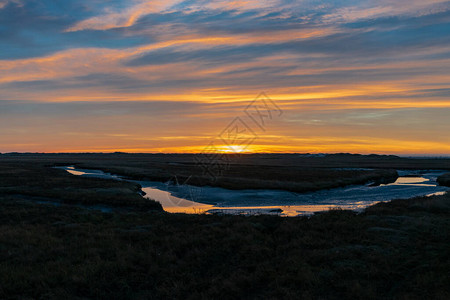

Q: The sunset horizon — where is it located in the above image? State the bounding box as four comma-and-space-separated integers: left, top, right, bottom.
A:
1, 1, 450, 297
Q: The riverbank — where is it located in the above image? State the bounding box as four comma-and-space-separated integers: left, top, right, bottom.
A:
0, 153, 405, 193
438, 173, 450, 187
0, 154, 448, 215
61, 165, 448, 216
0, 192, 449, 299
0, 159, 162, 212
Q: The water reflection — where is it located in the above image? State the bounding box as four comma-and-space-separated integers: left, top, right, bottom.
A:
141, 184, 214, 214
380, 176, 433, 186
58, 166, 449, 217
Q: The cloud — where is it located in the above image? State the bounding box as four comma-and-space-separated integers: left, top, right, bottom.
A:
1, 0, 450, 153
184, 0, 281, 13
0, 0, 22, 9
66, 0, 183, 32
321, 0, 450, 23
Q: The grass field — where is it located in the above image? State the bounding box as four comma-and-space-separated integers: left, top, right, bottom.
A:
0, 158, 162, 211
438, 173, 450, 187
0, 192, 449, 299
0, 153, 412, 193
0, 154, 449, 299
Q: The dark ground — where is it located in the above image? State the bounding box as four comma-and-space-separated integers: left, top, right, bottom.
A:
0, 154, 449, 299
5, 152, 447, 193
1, 194, 449, 299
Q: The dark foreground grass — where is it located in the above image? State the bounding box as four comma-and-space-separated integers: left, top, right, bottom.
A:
0, 193, 449, 300
437, 173, 450, 187
0, 155, 449, 299
0, 160, 162, 211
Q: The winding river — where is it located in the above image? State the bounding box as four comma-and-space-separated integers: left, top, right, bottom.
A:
57, 166, 449, 216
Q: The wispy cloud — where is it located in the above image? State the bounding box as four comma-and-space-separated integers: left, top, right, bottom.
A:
322, 0, 450, 23
1, 0, 450, 153
66, 0, 184, 32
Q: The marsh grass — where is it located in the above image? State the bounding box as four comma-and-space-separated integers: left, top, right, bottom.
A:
0, 153, 406, 192
0, 154, 449, 299
0, 193, 449, 299
438, 173, 450, 187
58, 156, 400, 192
0, 160, 162, 211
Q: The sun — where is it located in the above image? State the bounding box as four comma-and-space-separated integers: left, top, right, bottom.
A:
217, 145, 250, 153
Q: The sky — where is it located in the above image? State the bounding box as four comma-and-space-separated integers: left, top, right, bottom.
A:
1, 0, 450, 155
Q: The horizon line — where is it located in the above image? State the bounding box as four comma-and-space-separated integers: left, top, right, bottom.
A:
2, 152, 450, 158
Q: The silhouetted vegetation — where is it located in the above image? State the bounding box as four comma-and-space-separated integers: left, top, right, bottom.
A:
1, 154, 449, 299
438, 173, 450, 187
0, 153, 407, 192
0, 159, 162, 211
0, 192, 449, 299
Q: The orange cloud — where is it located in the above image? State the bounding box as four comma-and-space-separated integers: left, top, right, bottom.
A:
66, 0, 183, 32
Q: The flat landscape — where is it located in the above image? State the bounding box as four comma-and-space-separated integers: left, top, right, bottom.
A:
2, 1, 450, 299
6, 152, 450, 192
0, 154, 449, 299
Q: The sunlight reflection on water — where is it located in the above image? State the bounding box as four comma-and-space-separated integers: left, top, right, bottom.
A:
58, 166, 449, 217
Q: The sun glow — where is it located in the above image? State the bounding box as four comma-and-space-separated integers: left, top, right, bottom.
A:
216, 145, 251, 153
1, 0, 449, 155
